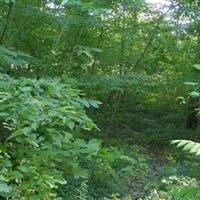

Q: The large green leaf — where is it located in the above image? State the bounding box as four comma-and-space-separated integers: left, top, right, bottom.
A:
193, 64, 200, 71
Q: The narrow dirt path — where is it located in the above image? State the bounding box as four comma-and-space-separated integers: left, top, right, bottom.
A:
130, 147, 168, 199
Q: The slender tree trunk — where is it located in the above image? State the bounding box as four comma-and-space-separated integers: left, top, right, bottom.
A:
119, 1, 125, 75
104, 91, 123, 144
195, 34, 200, 63
0, 1, 14, 44
90, 26, 104, 76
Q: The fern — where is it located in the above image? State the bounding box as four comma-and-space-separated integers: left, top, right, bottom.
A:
171, 140, 200, 156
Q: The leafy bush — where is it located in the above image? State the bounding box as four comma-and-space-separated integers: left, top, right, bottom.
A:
145, 176, 200, 200
144, 150, 200, 200
58, 145, 148, 199
0, 73, 148, 199
0, 73, 100, 199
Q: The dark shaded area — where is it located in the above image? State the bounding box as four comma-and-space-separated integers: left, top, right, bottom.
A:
186, 96, 199, 129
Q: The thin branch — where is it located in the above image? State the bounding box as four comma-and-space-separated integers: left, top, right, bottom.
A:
132, 24, 159, 69
132, 5, 175, 70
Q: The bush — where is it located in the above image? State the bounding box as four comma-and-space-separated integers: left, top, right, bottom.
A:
0, 74, 148, 199
0, 73, 100, 199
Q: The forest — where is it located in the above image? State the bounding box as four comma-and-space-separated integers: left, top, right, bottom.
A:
0, 0, 200, 199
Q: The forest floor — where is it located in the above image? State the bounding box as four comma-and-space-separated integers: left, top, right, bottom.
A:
131, 146, 169, 199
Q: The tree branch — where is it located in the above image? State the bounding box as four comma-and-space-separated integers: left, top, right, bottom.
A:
132, 5, 175, 70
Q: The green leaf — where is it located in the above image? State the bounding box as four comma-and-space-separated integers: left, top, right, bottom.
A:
88, 99, 102, 108
22, 127, 32, 135
171, 140, 181, 144
8, 127, 32, 140
73, 167, 88, 179
172, 140, 200, 156
177, 140, 189, 147
193, 64, 200, 71
7, 130, 23, 140
189, 91, 200, 97
82, 99, 90, 108
91, 47, 103, 53
0, 175, 8, 182
31, 121, 40, 131
68, 121, 75, 130
184, 82, 198, 86
0, 182, 12, 194
182, 142, 195, 151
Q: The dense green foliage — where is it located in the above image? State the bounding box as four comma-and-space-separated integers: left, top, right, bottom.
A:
1, 0, 200, 199
0, 74, 148, 199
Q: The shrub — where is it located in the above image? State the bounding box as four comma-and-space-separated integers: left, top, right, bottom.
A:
0, 73, 100, 199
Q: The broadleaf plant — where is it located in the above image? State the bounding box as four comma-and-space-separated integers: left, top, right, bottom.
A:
171, 140, 200, 156
0, 73, 100, 199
